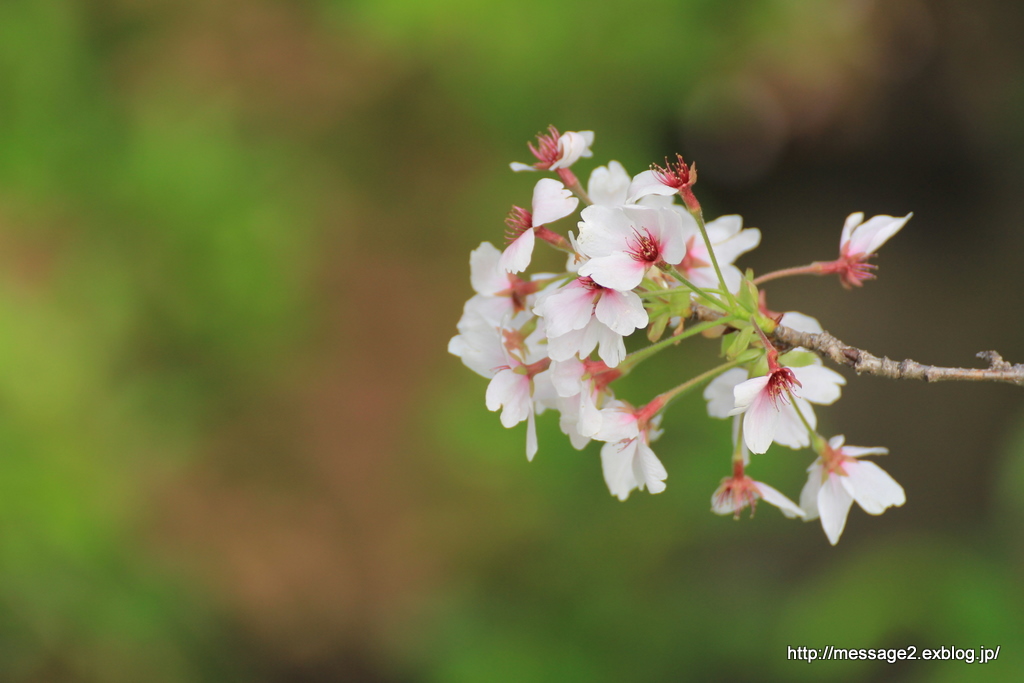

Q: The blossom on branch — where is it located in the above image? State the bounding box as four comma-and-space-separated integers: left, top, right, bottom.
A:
575, 205, 687, 291
712, 473, 805, 519
627, 154, 700, 212
799, 435, 905, 545
447, 126, 986, 545
705, 357, 845, 455
510, 126, 594, 172
594, 400, 667, 500
534, 275, 648, 367
500, 178, 578, 273
832, 212, 912, 288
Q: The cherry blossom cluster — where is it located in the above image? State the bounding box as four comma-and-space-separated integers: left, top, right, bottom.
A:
449, 126, 911, 545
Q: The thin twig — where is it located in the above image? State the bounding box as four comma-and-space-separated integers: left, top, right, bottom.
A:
690, 304, 1024, 387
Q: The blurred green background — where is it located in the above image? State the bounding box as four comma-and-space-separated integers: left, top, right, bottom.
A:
0, 0, 1022, 680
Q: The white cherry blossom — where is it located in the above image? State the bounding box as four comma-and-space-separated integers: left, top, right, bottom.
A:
626, 154, 697, 205
800, 435, 905, 545
712, 473, 805, 519
705, 357, 845, 455
730, 363, 845, 454
534, 276, 648, 367
510, 127, 594, 172
833, 212, 912, 288
575, 205, 687, 291
594, 400, 667, 500
541, 357, 622, 446
499, 178, 579, 273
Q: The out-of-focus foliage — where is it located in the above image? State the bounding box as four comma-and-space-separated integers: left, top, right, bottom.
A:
0, 0, 1021, 681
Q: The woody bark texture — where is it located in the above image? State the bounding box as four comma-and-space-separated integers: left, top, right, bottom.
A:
691, 304, 1024, 387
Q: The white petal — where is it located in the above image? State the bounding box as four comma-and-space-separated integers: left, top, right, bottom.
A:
498, 229, 535, 274
704, 214, 743, 239
525, 410, 538, 461
707, 223, 760, 266
529, 369, 558, 410
779, 311, 823, 334
704, 368, 749, 418
578, 252, 646, 291
626, 170, 678, 203
843, 460, 905, 515
799, 461, 825, 520
818, 474, 855, 545
793, 364, 846, 405
587, 161, 631, 206
844, 445, 890, 458
594, 289, 648, 335
601, 440, 639, 501
706, 264, 740, 293
546, 327, 588, 362
469, 242, 508, 295
486, 370, 530, 427
634, 441, 667, 494
551, 131, 594, 169
591, 322, 628, 368
772, 399, 815, 450
576, 388, 603, 438
839, 212, 865, 250
594, 401, 638, 442
730, 375, 770, 413
847, 213, 912, 256
550, 358, 585, 397
531, 178, 578, 226
711, 485, 740, 516
576, 205, 635, 257
753, 481, 805, 518
484, 369, 512, 412
742, 389, 781, 455
537, 281, 596, 337
510, 161, 537, 172
449, 314, 506, 378
558, 402, 591, 450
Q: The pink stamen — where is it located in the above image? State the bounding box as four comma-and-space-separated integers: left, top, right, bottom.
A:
713, 473, 760, 520
651, 154, 701, 213
765, 367, 801, 409
526, 125, 562, 170
627, 227, 661, 264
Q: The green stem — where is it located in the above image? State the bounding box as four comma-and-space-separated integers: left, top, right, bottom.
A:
618, 317, 737, 372
785, 388, 826, 451
690, 207, 736, 306
635, 287, 692, 299
656, 359, 745, 412
667, 267, 727, 309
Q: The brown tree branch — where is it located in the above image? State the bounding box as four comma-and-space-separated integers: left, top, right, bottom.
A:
690, 304, 1024, 386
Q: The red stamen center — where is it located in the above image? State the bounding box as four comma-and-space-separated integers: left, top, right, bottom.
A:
504, 206, 533, 243
627, 228, 661, 264
765, 367, 801, 408
526, 125, 562, 169
652, 153, 694, 189
713, 474, 760, 520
